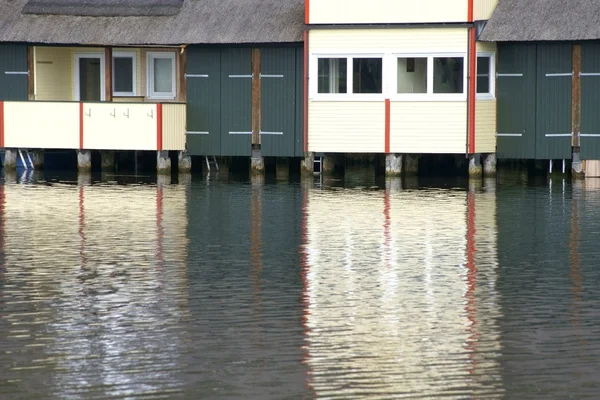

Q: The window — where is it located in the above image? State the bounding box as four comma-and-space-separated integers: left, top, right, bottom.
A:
477, 55, 494, 97
147, 52, 176, 99
318, 58, 347, 93
353, 58, 382, 94
433, 57, 464, 94
397, 57, 427, 94
113, 51, 136, 96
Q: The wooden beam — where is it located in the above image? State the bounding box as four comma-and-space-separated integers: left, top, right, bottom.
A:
572, 44, 581, 148
27, 46, 34, 100
105, 47, 113, 102
251, 48, 262, 148
178, 48, 187, 102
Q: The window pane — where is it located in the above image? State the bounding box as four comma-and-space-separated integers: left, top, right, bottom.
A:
114, 57, 133, 93
397, 57, 427, 94
154, 57, 173, 93
353, 58, 382, 94
477, 56, 491, 94
318, 58, 347, 93
433, 57, 464, 94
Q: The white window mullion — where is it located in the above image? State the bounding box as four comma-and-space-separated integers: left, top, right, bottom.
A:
347, 57, 352, 94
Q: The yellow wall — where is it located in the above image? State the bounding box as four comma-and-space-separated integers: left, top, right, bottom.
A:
162, 103, 186, 151
477, 42, 497, 53
475, 100, 496, 154
310, 28, 468, 53
310, 0, 468, 24
474, 0, 499, 21
308, 102, 385, 153
390, 102, 467, 154
3, 102, 80, 149
34, 47, 73, 101
83, 103, 157, 151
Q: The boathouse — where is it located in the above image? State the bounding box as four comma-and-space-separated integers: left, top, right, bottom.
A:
480, 0, 600, 174
0, 0, 304, 172
305, 0, 499, 176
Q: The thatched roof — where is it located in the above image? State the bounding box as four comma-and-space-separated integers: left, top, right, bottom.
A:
23, 0, 185, 17
0, 0, 304, 45
480, 0, 600, 41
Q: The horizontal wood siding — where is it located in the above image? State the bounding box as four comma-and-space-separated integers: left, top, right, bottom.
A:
308, 101, 385, 153
83, 103, 157, 150
162, 103, 186, 151
310, 28, 468, 53
310, 0, 468, 24
34, 47, 73, 101
389, 102, 467, 154
4, 102, 80, 149
475, 99, 497, 153
474, 0, 498, 21
477, 42, 497, 53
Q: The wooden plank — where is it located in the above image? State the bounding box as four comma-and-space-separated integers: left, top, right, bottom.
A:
105, 47, 112, 102
251, 48, 261, 147
572, 44, 581, 148
27, 46, 34, 100
178, 48, 187, 102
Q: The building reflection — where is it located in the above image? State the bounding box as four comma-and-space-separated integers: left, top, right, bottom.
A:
300, 183, 504, 397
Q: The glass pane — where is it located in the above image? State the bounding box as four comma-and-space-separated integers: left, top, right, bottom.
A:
79, 58, 101, 101
397, 57, 427, 94
433, 57, 464, 94
477, 56, 490, 94
318, 58, 347, 94
154, 57, 173, 94
114, 57, 133, 93
353, 58, 382, 94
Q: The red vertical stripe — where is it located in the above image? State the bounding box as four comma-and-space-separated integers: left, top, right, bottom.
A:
468, 28, 477, 154
303, 31, 309, 153
468, 0, 474, 22
305, 0, 310, 24
384, 99, 391, 153
157, 104, 163, 151
79, 102, 84, 150
0, 101, 4, 149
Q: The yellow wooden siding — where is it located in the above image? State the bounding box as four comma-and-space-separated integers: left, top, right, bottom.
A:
83, 103, 157, 151
34, 47, 73, 101
308, 101, 385, 153
310, 0, 467, 24
474, 0, 498, 21
310, 28, 468, 53
3, 102, 79, 149
389, 102, 467, 154
162, 103, 186, 151
475, 99, 496, 153
477, 42, 497, 53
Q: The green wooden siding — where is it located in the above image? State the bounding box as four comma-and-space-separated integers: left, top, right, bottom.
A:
535, 43, 572, 160
497, 43, 537, 159
580, 43, 600, 159
0, 44, 28, 101
294, 47, 304, 157
260, 48, 296, 157
186, 48, 221, 156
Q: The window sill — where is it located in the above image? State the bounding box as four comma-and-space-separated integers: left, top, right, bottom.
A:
310, 94, 384, 102
476, 94, 496, 101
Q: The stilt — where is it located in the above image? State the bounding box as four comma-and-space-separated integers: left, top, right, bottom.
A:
101, 150, 115, 172
32, 150, 44, 170
468, 154, 482, 178
3, 149, 17, 171
250, 149, 265, 176
276, 158, 290, 181
156, 150, 171, 175
301, 152, 315, 175
385, 154, 402, 176
404, 154, 419, 175
178, 151, 192, 173
483, 153, 497, 177
322, 154, 336, 175
77, 150, 92, 172
572, 150, 584, 179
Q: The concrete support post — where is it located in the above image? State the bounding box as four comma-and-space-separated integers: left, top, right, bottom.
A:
77, 150, 92, 172
3, 149, 17, 171
250, 149, 265, 176
276, 158, 290, 181
385, 154, 402, 176
100, 150, 115, 171
468, 154, 482, 178
322, 154, 336, 174
32, 150, 45, 170
404, 154, 419, 175
301, 152, 315, 176
483, 153, 497, 177
178, 151, 192, 174
156, 150, 171, 175
572, 151, 584, 179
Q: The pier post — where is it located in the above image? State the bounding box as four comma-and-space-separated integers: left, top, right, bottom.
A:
32, 150, 44, 170
483, 153, 497, 177
572, 151, 585, 179
301, 152, 315, 175
3, 149, 17, 171
385, 154, 402, 176
100, 151, 115, 172
156, 150, 171, 174
322, 154, 336, 175
468, 154, 482, 178
250, 149, 265, 176
77, 150, 92, 172
404, 154, 419, 175
178, 151, 192, 174
276, 158, 290, 181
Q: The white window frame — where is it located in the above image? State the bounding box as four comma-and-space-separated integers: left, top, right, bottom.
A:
476, 52, 496, 100
146, 51, 176, 100
391, 53, 467, 102
73, 52, 106, 101
310, 53, 386, 101
113, 51, 137, 97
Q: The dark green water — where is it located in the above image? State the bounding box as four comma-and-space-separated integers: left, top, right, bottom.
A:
0, 168, 599, 399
